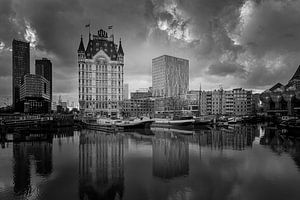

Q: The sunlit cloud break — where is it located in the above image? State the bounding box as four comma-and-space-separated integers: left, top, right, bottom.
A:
155, 0, 193, 42
24, 20, 38, 48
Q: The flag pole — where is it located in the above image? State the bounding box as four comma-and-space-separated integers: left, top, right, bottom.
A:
89, 19, 91, 40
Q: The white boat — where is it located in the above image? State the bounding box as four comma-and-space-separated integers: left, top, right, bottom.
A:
152, 118, 195, 128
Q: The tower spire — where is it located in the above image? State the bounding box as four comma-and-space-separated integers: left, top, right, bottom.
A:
78, 35, 85, 52
118, 38, 124, 55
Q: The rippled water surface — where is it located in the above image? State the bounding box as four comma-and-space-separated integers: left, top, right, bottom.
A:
0, 125, 300, 200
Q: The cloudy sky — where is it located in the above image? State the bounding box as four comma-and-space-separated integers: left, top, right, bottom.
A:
1, 0, 300, 103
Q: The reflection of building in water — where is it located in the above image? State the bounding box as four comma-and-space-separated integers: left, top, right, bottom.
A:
53, 127, 74, 138
31, 142, 53, 176
13, 141, 53, 195
260, 127, 300, 169
196, 126, 256, 150
152, 132, 189, 179
79, 130, 124, 200
13, 143, 30, 195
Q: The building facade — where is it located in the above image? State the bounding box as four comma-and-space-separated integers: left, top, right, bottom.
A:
123, 83, 129, 100
260, 65, 300, 116
12, 39, 30, 111
78, 29, 124, 117
35, 58, 52, 108
35, 58, 52, 111
200, 88, 252, 116
152, 55, 189, 98
186, 90, 200, 116
20, 74, 50, 113
153, 95, 188, 118
131, 88, 152, 100
233, 88, 252, 116
120, 98, 154, 118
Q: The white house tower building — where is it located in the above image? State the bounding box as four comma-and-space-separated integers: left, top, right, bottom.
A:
78, 29, 124, 117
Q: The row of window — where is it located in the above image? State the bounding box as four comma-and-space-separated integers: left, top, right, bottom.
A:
78, 64, 122, 71
79, 95, 122, 101
82, 102, 119, 109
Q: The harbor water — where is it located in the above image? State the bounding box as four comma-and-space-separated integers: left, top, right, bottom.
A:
0, 125, 300, 200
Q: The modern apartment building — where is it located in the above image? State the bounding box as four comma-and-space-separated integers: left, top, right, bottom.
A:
20, 74, 50, 113
152, 55, 189, 98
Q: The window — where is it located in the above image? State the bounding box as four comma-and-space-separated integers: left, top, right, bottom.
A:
44, 83, 47, 94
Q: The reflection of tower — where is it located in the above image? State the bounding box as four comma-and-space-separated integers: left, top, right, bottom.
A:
13, 141, 53, 195
152, 132, 189, 179
13, 143, 31, 195
30, 142, 53, 176
79, 130, 124, 200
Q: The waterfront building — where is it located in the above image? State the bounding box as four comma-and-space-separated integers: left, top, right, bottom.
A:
123, 83, 129, 100
78, 29, 124, 117
199, 88, 252, 116
131, 88, 152, 100
233, 88, 252, 116
121, 98, 154, 118
35, 58, 52, 111
153, 95, 188, 118
19, 74, 50, 113
12, 39, 30, 111
186, 90, 200, 116
152, 55, 189, 97
260, 65, 300, 116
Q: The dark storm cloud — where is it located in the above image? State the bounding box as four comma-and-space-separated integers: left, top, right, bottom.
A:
1, 0, 300, 97
0, 50, 11, 78
16, 0, 84, 65
207, 61, 247, 78
0, 0, 19, 45
237, 0, 300, 56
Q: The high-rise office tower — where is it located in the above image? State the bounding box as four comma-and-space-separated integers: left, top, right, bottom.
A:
152, 55, 189, 98
78, 29, 124, 117
12, 39, 30, 111
35, 58, 52, 111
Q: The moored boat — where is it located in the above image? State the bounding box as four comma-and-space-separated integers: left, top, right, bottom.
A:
228, 117, 242, 124
115, 118, 155, 130
152, 118, 195, 128
194, 116, 213, 125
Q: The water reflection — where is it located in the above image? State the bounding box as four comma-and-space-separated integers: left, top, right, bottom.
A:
261, 127, 300, 170
79, 130, 124, 200
0, 125, 300, 200
13, 140, 53, 196
152, 132, 189, 179
195, 125, 257, 150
